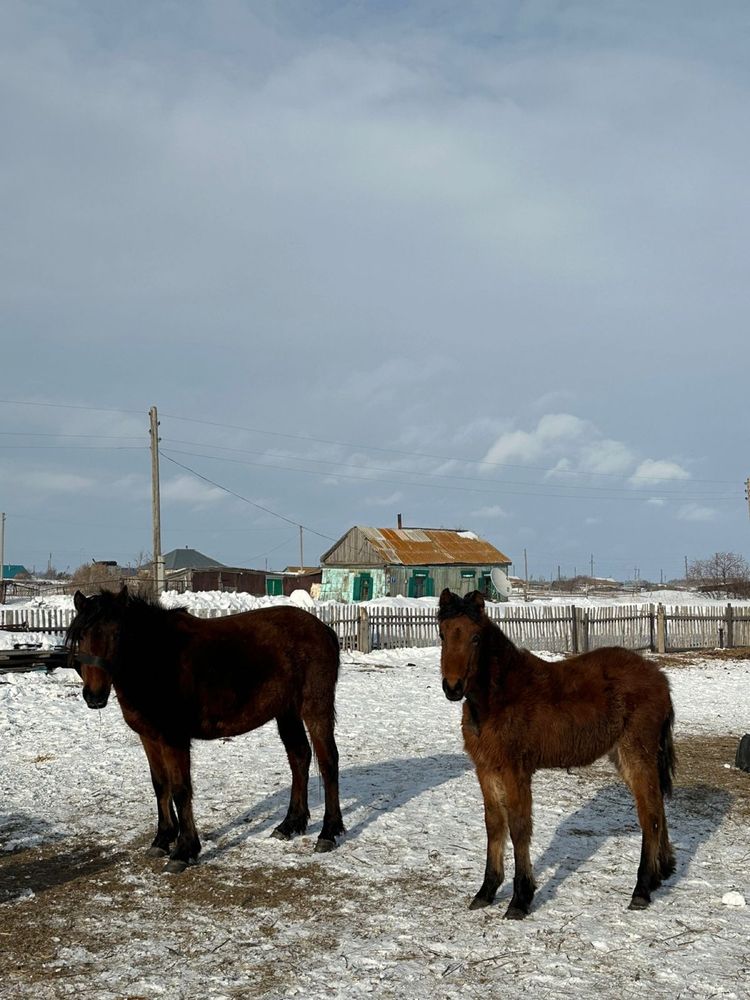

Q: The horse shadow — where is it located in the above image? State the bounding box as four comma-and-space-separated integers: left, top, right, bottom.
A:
531, 780, 732, 909
0, 811, 126, 903
200, 752, 471, 862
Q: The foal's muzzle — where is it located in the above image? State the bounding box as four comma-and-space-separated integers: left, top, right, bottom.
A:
443, 678, 465, 702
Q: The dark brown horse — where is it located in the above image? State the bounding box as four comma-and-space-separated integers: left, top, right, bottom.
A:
67, 588, 344, 871
438, 589, 675, 918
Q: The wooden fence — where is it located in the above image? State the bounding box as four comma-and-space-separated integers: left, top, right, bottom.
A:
2, 602, 750, 655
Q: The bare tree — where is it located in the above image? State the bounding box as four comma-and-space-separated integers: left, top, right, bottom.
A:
687, 552, 750, 598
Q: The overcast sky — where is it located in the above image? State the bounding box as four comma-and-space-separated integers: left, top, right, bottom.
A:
2, 1, 749, 583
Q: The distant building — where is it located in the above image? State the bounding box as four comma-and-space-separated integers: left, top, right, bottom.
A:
319, 523, 512, 602
163, 548, 225, 572
1, 565, 29, 579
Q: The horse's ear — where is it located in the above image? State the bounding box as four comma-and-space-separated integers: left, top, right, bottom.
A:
73, 590, 88, 612
117, 585, 129, 604
467, 591, 486, 612
439, 588, 456, 609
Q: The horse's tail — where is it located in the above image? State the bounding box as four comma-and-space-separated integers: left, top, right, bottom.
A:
658, 705, 676, 799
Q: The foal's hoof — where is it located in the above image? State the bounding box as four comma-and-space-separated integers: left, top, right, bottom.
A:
628, 895, 650, 911
146, 846, 169, 859
164, 858, 195, 874
314, 837, 337, 854
503, 905, 528, 920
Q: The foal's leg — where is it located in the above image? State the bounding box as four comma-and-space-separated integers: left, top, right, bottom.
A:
163, 744, 201, 874
272, 711, 312, 841
139, 736, 178, 857
470, 767, 508, 909
306, 713, 345, 852
504, 770, 536, 919
618, 745, 671, 909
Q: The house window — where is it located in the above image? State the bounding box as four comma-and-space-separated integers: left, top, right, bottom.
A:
408, 569, 434, 599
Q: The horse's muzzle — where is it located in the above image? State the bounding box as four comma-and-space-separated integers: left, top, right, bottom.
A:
83, 688, 110, 710
442, 678, 465, 702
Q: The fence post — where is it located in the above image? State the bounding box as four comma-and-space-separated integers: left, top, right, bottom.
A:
725, 603, 734, 649
649, 604, 656, 652
581, 609, 589, 653
358, 606, 371, 654
570, 606, 579, 653
656, 603, 666, 654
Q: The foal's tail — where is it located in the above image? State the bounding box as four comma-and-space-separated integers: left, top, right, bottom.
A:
658, 706, 676, 799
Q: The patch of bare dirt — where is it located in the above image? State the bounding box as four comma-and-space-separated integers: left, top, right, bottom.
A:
675, 733, 750, 818
651, 648, 750, 669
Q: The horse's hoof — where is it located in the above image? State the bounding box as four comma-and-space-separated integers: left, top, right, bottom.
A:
164, 858, 194, 874
314, 838, 336, 854
146, 846, 169, 858
503, 906, 528, 920
270, 827, 292, 842
628, 895, 650, 911
469, 895, 492, 910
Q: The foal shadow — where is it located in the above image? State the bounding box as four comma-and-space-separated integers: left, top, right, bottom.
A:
200, 752, 470, 862
532, 780, 733, 909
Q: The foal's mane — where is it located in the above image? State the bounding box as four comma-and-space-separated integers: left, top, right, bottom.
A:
437, 591, 487, 624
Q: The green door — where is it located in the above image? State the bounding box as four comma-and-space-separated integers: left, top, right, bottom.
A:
266, 578, 283, 596
353, 572, 373, 601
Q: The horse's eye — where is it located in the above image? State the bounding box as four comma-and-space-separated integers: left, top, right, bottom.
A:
471, 634, 481, 645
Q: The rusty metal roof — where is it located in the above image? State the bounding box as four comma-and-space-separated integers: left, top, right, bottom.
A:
359, 527, 510, 567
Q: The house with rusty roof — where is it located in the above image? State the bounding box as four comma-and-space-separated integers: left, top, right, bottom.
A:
319, 519, 512, 602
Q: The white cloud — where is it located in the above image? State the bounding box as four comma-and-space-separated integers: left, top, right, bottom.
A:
677, 503, 716, 522
22, 470, 95, 493
365, 491, 404, 507
483, 414, 588, 466
471, 504, 509, 518
629, 459, 690, 487
161, 475, 225, 507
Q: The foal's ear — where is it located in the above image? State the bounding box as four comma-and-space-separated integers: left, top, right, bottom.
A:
73, 590, 88, 612
467, 590, 486, 612
117, 584, 129, 604
439, 588, 456, 608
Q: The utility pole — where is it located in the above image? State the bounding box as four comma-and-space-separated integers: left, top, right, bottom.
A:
149, 407, 165, 595
524, 547, 529, 602
745, 478, 750, 519
0, 512, 5, 588
590, 553, 594, 579
299, 525, 304, 570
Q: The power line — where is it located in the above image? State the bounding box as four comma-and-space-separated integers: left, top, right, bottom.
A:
160, 452, 336, 541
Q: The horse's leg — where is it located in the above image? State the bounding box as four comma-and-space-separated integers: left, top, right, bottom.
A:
469, 766, 508, 910
139, 735, 178, 857
503, 770, 536, 920
306, 713, 345, 853
272, 711, 312, 841
618, 743, 670, 909
162, 744, 201, 874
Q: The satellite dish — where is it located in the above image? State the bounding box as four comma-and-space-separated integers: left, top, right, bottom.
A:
490, 567, 512, 599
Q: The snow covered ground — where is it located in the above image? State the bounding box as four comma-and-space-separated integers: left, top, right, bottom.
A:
1, 636, 749, 999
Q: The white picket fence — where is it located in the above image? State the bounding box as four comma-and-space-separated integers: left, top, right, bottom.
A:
3, 601, 750, 654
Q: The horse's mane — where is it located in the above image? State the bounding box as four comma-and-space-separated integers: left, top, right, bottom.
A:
66, 589, 185, 648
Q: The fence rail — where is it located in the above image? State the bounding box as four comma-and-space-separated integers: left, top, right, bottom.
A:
2, 602, 750, 654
